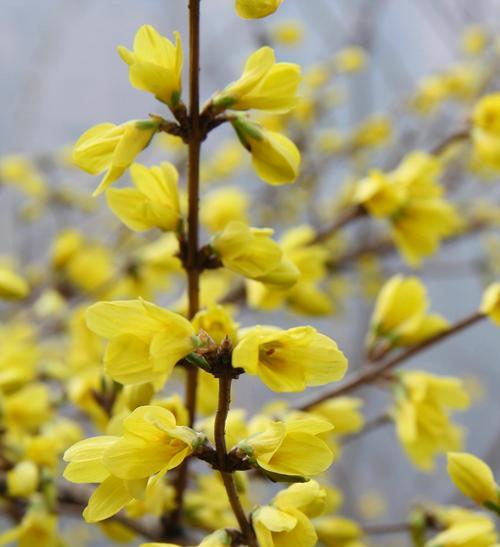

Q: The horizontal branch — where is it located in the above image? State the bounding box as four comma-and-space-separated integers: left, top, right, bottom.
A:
295, 311, 485, 411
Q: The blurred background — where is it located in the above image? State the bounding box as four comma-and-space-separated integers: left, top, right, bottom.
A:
1, 1, 499, 545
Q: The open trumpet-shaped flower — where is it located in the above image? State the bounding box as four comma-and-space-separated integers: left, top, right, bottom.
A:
239, 415, 334, 477
73, 120, 158, 196
232, 325, 347, 392
232, 118, 300, 184
214, 47, 301, 113
106, 162, 181, 232
253, 504, 317, 547
86, 299, 196, 385
117, 25, 183, 107
63, 406, 198, 522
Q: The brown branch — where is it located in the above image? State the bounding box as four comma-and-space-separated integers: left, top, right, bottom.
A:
214, 373, 257, 547
295, 311, 485, 411
430, 128, 470, 156
313, 204, 367, 244
361, 521, 411, 535
341, 413, 391, 446
167, 0, 202, 536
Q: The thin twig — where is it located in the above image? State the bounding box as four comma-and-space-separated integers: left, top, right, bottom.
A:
295, 311, 485, 411
167, 0, 202, 535
214, 373, 257, 547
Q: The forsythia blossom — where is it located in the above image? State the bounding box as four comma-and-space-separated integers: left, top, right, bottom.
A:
480, 282, 500, 325
73, 120, 158, 196
214, 47, 301, 113
472, 93, 500, 171
235, 0, 283, 19
393, 370, 470, 470
63, 406, 198, 522
211, 221, 299, 287
106, 162, 181, 232
252, 481, 325, 547
354, 152, 459, 265
232, 118, 301, 184
85, 299, 196, 385
447, 452, 499, 506
368, 275, 449, 352
238, 415, 334, 477
232, 325, 347, 392
117, 25, 183, 107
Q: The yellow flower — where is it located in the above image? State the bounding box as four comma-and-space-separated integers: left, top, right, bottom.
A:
141, 529, 232, 547
117, 25, 183, 107
368, 275, 449, 351
480, 282, 500, 325
246, 225, 333, 315
315, 516, 365, 547
310, 398, 364, 436
334, 47, 367, 73
271, 20, 304, 46
3, 383, 52, 433
427, 507, 498, 547
426, 517, 497, 547
235, 0, 283, 19
86, 299, 196, 385
0, 267, 29, 300
472, 94, 500, 171
239, 415, 334, 477
63, 406, 198, 522
232, 118, 300, 184
350, 115, 391, 149
355, 171, 405, 217
462, 25, 488, 56
6, 461, 39, 498
232, 325, 347, 392
192, 305, 239, 345
354, 153, 459, 265
214, 47, 301, 113
0, 509, 61, 547
73, 120, 158, 196
274, 480, 327, 518
253, 504, 317, 547
106, 162, 180, 232
200, 186, 249, 233
200, 141, 245, 183
393, 371, 470, 470
447, 452, 499, 505
211, 221, 298, 287
0, 155, 47, 198
186, 473, 248, 530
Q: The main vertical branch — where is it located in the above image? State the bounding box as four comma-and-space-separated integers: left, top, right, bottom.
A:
167, 0, 202, 536
185, 0, 201, 429
215, 374, 258, 547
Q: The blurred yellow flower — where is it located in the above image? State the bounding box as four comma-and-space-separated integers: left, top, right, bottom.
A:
447, 452, 498, 505
393, 370, 470, 470
480, 282, 500, 325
